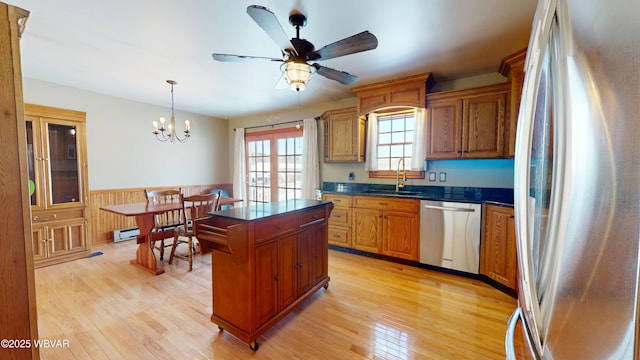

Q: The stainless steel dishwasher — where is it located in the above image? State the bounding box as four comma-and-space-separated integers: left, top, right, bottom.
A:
419, 200, 481, 274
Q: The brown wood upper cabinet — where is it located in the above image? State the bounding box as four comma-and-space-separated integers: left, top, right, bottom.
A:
425, 82, 510, 159
322, 107, 366, 163
351, 73, 434, 116
499, 48, 527, 158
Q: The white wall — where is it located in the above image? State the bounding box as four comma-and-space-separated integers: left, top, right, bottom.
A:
23, 78, 230, 190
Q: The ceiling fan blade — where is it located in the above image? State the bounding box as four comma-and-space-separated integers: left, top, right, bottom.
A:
307, 31, 378, 61
246, 5, 298, 56
212, 53, 282, 62
312, 63, 358, 85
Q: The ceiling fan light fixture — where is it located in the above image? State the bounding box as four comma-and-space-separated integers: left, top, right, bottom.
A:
284, 62, 312, 92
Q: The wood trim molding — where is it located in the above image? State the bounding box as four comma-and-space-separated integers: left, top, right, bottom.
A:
0, 3, 39, 358
498, 48, 527, 78
352, 73, 434, 116
369, 170, 425, 179
89, 184, 233, 244
24, 103, 86, 121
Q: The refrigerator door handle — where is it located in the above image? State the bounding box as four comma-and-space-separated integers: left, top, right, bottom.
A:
506, 306, 543, 360
422, 205, 475, 212
505, 307, 521, 360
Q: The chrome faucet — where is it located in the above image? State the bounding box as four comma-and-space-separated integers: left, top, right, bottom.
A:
396, 158, 406, 192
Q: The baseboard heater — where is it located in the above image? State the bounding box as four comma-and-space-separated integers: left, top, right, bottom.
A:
113, 227, 140, 242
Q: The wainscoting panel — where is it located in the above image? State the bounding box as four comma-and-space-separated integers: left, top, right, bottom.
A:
89, 184, 233, 244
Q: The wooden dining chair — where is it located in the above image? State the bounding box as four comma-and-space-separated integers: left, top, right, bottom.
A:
169, 191, 221, 271
144, 188, 182, 261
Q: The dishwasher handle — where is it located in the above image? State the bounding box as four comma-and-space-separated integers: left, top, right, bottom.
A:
423, 204, 476, 212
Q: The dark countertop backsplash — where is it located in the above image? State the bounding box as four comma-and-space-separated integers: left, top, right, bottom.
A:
322, 182, 514, 206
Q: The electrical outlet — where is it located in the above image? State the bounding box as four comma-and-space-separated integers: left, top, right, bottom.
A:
429, 172, 437, 181
439, 172, 447, 182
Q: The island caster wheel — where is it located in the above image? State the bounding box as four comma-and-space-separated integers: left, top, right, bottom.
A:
323, 282, 329, 290
249, 340, 260, 351
217, 326, 223, 331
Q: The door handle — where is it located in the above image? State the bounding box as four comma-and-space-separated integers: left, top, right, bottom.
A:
505, 307, 521, 360
423, 205, 475, 212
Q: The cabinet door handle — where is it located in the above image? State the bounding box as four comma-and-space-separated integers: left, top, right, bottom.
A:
274, 275, 279, 281
378, 202, 388, 206
33, 214, 57, 221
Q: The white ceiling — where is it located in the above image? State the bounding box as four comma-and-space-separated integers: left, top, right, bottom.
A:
10, 0, 537, 118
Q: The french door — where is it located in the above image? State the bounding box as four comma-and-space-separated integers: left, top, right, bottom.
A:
245, 127, 303, 205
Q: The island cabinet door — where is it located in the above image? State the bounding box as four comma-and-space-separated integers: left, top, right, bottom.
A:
297, 224, 327, 296
255, 241, 279, 328
311, 223, 328, 284
277, 235, 298, 310
254, 235, 298, 329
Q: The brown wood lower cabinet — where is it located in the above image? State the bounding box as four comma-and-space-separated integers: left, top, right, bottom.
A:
352, 196, 419, 261
195, 200, 332, 351
322, 194, 353, 247
480, 204, 518, 292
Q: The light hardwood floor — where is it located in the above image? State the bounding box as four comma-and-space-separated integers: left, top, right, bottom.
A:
35, 241, 519, 359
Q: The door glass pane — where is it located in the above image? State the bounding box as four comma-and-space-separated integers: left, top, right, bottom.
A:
48, 123, 80, 204
247, 139, 271, 205
246, 131, 303, 205
25, 120, 38, 206
529, 43, 554, 289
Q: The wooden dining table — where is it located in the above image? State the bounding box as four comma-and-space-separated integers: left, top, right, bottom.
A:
101, 197, 243, 275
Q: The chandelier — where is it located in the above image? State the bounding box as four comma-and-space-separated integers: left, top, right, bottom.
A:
283, 61, 312, 92
152, 80, 191, 143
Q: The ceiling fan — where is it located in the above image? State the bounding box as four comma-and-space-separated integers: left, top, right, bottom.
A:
211, 5, 378, 91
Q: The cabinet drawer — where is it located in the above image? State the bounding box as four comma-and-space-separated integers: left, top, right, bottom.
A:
32, 208, 85, 223
298, 208, 326, 227
328, 207, 351, 227
322, 194, 352, 207
254, 215, 297, 244
353, 196, 418, 212
328, 226, 351, 247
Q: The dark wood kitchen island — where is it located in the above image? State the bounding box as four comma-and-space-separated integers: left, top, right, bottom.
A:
195, 199, 334, 351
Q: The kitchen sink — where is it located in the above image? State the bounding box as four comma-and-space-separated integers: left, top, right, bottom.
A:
362, 189, 421, 196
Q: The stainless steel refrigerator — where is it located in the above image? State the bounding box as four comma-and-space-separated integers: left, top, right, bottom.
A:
506, 0, 640, 358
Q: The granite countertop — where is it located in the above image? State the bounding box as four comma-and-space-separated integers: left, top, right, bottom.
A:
209, 199, 331, 221
322, 182, 514, 207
